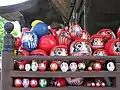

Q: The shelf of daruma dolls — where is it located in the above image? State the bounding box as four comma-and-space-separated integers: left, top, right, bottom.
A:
9, 71, 119, 78
10, 86, 117, 90
13, 56, 120, 62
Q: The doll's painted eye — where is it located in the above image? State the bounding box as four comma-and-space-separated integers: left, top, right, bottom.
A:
107, 31, 111, 34
57, 51, 62, 55
76, 44, 82, 48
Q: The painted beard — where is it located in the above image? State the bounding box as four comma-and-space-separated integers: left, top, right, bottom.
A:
53, 48, 68, 56
94, 52, 106, 56
71, 42, 92, 56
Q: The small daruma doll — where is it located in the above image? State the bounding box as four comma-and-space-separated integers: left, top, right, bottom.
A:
60, 62, 69, 72
70, 39, 92, 56
90, 34, 105, 49
105, 39, 120, 55
14, 78, 22, 87
22, 78, 30, 88
39, 79, 47, 88
31, 60, 39, 71
50, 62, 59, 72
69, 62, 78, 72
97, 28, 116, 40
30, 79, 38, 88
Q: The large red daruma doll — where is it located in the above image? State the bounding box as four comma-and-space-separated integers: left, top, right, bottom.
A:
97, 29, 116, 40
70, 39, 92, 56
57, 30, 73, 47
105, 39, 120, 55
30, 49, 47, 56
68, 24, 82, 40
38, 35, 57, 54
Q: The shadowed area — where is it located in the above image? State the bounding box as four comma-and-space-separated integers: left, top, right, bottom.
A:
1, 0, 71, 28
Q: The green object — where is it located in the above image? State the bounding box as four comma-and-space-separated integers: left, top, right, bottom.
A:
0, 16, 6, 51
39, 79, 47, 88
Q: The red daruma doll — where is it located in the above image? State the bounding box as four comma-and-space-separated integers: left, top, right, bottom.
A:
30, 79, 38, 88
90, 34, 105, 50
70, 39, 92, 56
14, 78, 22, 87
38, 35, 57, 54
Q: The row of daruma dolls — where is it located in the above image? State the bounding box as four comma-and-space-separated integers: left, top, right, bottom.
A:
14, 77, 107, 88
14, 59, 116, 72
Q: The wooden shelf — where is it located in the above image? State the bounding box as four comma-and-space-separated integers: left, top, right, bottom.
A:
13, 56, 120, 62
9, 71, 119, 78
2, 16, 120, 90
10, 87, 117, 90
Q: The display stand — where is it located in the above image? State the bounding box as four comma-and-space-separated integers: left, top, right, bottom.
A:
2, 22, 120, 90
1, 0, 120, 90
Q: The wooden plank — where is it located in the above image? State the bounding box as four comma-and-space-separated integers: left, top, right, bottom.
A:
2, 22, 14, 90
13, 56, 120, 62
10, 71, 119, 78
10, 87, 117, 90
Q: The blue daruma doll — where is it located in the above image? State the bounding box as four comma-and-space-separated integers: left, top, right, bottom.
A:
22, 31, 38, 51
31, 20, 49, 38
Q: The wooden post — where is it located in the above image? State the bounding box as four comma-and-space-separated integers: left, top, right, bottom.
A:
2, 22, 14, 90
116, 62, 120, 90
